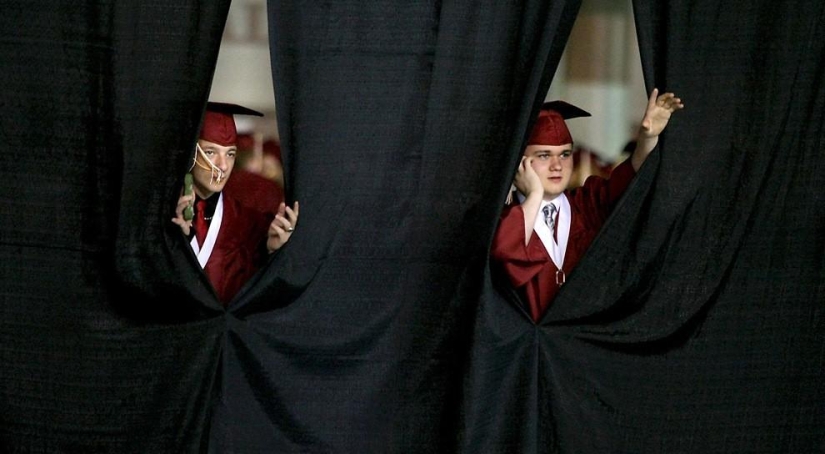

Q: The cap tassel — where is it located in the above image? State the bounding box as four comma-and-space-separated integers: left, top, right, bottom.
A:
505, 184, 516, 205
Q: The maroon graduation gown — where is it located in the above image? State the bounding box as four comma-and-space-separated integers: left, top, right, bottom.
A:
223, 169, 284, 219
202, 193, 273, 305
490, 159, 636, 321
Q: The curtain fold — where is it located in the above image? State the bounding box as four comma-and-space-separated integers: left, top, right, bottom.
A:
208, 1, 580, 452
497, 1, 823, 452
0, 1, 230, 452
465, 0, 824, 452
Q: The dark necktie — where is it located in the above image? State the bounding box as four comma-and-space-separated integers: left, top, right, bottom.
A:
194, 199, 208, 247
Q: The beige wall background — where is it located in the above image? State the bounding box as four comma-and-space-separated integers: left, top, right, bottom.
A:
210, 0, 646, 162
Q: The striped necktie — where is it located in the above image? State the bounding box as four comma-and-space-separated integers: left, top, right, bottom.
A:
542, 203, 557, 236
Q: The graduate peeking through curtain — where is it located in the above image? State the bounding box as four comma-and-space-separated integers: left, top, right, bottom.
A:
171, 102, 300, 305
491, 89, 684, 322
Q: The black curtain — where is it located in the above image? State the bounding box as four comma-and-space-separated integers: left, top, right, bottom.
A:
1, 1, 823, 454
0, 1, 231, 452
211, 1, 581, 452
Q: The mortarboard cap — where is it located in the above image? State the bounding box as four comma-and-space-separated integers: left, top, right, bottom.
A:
526, 100, 591, 146
200, 102, 264, 147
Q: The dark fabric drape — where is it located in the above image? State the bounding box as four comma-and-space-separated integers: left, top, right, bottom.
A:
461, 0, 823, 452
210, 2, 581, 452
463, 0, 824, 452
1, 0, 823, 453
0, 1, 230, 452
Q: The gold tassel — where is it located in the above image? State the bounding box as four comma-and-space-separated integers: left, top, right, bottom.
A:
505, 183, 516, 205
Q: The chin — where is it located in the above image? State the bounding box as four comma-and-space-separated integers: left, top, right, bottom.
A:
543, 185, 564, 197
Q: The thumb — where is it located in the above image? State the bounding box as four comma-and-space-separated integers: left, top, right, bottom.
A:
641, 118, 652, 131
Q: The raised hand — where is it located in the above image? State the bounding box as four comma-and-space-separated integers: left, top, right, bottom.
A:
640, 88, 685, 139
267, 200, 300, 253
631, 88, 685, 171
171, 192, 195, 236
514, 156, 544, 198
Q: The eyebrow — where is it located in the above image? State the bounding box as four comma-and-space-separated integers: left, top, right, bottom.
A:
202, 146, 237, 153
536, 148, 573, 154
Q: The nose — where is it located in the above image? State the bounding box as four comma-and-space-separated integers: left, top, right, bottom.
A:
548, 155, 562, 169
213, 153, 228, 170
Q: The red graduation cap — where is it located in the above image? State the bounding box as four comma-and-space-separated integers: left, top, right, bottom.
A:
199, 102, 264, 147
526, 100, 591, 146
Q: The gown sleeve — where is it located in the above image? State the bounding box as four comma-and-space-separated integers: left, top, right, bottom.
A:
570, 158, 636, 224
490, 204, 551, 289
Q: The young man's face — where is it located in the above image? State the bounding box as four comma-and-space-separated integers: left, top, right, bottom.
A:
192, 139, 237, 199
524, 143, 574, 200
